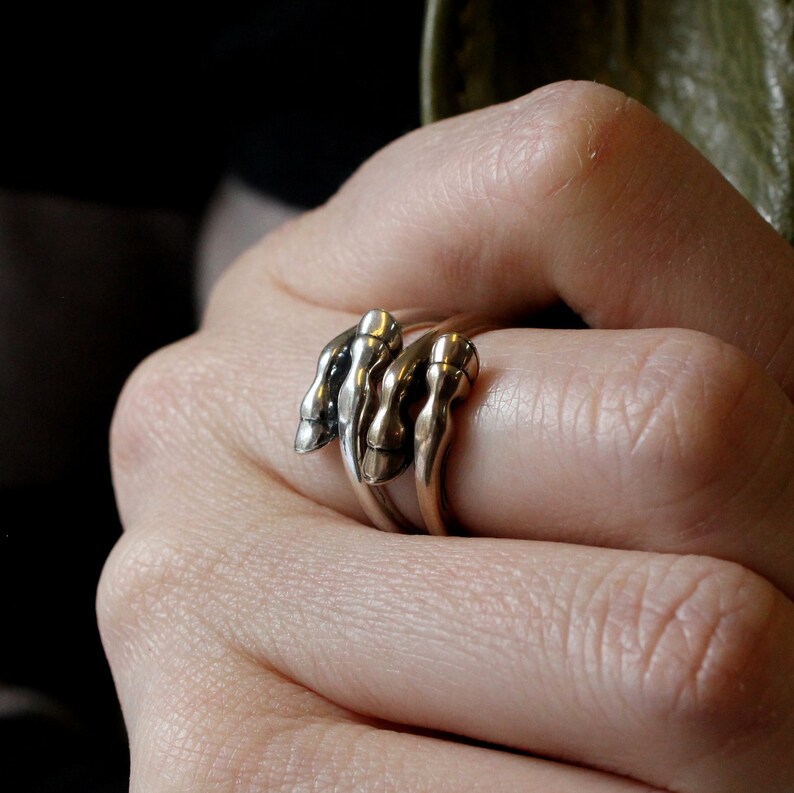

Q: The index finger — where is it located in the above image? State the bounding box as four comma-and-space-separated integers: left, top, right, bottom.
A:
207, 80, 794, 397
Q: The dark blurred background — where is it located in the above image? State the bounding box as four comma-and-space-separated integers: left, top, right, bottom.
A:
0, 3, 425, 788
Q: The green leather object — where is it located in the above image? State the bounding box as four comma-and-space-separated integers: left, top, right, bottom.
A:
421, 0, 794, 242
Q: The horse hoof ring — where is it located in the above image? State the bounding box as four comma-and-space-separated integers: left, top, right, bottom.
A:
295, 308, 490, 535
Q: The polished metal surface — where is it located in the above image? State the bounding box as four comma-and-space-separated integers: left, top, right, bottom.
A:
296, 309, 486, 535
361, 313, 489, 487
337, 309, 403, 481
414, 333, 479, 535
294, 326, 356, 454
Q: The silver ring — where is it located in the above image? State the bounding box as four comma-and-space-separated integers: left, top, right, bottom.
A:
296, 309, 490, 535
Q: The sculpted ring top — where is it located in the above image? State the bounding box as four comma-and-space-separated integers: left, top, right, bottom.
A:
296, 308, 491, 535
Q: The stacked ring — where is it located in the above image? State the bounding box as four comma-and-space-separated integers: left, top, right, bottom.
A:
295, 309, 491, 535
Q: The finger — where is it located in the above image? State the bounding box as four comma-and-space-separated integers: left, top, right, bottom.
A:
101, 610, 656, 793
192, 292, 794, 599
205, 80, 794, 397
227, 522, 794, 793
443, 326, 794, 597
103, 452, 794, 793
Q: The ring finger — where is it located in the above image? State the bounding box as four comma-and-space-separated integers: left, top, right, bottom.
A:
200, 293, 794, 599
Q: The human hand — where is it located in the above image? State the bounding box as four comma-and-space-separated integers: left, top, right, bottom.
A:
100, 81, 794, 792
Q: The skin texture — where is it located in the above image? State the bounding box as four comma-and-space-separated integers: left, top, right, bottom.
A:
100, 81, 794, 792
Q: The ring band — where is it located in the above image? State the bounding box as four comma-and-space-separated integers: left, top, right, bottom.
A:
296, 309, 490, 535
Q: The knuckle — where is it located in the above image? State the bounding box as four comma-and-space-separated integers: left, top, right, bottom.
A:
111, 341, 203, 474
603, 556, 782, 736
599, 330, 759, 511
475, 80, 632, 206
423, 80, 634, 310
97, 523, 221, 669
110, 336, 229, 519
